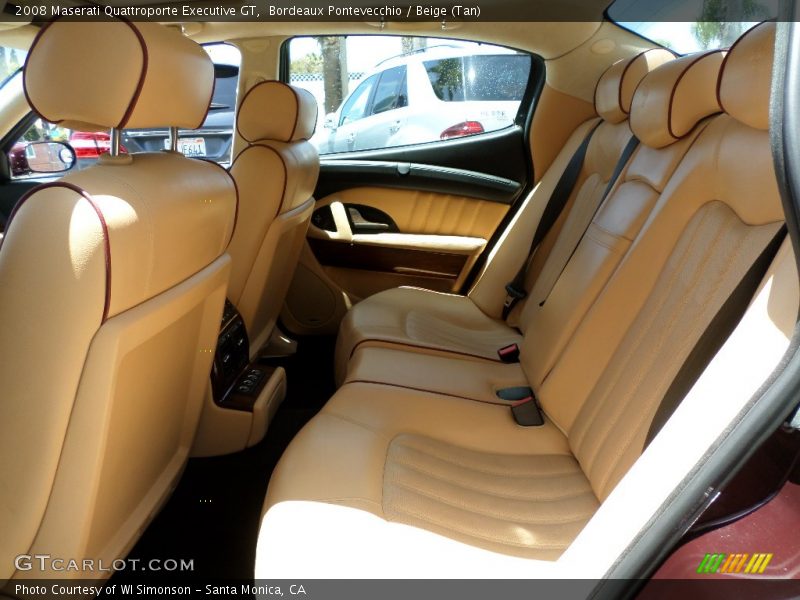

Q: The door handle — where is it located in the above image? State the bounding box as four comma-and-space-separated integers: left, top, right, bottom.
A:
348, 207, 390, 232
389, 120, 401, 134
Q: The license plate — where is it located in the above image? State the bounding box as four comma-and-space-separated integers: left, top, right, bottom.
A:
165, 137, 206, 157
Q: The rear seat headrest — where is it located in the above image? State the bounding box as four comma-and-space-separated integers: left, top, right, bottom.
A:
594, 48, 675, 124
24, 21, 214, 131
630, 51, 724, 149
718, 21, 776, 131
237, 81, 318, 143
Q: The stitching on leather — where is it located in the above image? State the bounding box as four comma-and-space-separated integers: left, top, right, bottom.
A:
596, 215, 778, 495
351, 339, 503, 364
346, 379, 494, 405
572, 203, 715, 462
392, 439, 575, 478
321, 409, 392, 442
117, 21, 148, 129
666, 51, 722, 140
386, 479, 596, 526
390, 456, 594, 502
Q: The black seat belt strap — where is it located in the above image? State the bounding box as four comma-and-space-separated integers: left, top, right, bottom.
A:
502, 121, 602, 320
537, 135, 640, 307
645, 224, 788, 447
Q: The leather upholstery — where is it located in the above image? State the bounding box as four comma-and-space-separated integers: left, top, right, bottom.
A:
226, 81, 320, 356
594, 48, 675, 123
334, 286, 521, 384
236, 81, 318, 143
24, 21, 213, 131
334, 51, 672, 381
630, 51, 724, 148
259, 22, 785, 574
718, 21, 775, 131
263, 383, 590, 561
1, 22, 236, 580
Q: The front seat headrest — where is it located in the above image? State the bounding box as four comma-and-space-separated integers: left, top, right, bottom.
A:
24, 20, 214, 131
236, 81, 318, 143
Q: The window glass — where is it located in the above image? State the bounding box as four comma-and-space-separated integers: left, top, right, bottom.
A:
608, 0, 778, 53
287, 36, 532, 155
0, 46, 26, 86
340, 75, 376, 125
424, 55, 531, 102
371, 66, 407, 115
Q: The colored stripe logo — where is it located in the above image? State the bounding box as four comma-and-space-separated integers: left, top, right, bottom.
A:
697, 552, 773, 574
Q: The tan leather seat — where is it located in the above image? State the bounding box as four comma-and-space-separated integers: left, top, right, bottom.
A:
257, 23, 782, 575
343, 50, 726, 396
227, 81, 320, 357
334, 48, 675, 384
0, 22, 237, 580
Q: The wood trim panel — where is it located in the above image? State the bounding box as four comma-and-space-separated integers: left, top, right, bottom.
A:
309, 238, 468, 280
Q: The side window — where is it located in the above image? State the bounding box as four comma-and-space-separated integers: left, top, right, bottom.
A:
287, 36, 532, 155
339, 75, 377, 126
371, 66, 407, 115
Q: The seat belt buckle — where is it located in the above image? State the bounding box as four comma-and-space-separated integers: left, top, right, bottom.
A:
503, 283, 527, 309
497, 343, 520, 363
511, 396, 544, 427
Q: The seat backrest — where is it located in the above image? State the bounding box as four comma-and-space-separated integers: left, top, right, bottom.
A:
0, 21, 237, 579
509, 48, 675, 327
537, 22, 782, 501
520, 50, 726, 388
227, 81, 320, 356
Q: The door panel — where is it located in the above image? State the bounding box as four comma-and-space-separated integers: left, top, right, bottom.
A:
281, 127, 530, 335
282, 38, 544, 334
314, 187, 508, 238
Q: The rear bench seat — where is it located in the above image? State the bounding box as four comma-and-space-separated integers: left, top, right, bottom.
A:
342, 49, 727, 399
257, 23, 785, 576
333, 48, 675, 384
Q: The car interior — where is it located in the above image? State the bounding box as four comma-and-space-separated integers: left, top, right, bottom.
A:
1, 0, 800, 595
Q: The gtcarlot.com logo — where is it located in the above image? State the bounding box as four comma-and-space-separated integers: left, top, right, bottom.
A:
696, 552, 773, 575
14, 554, 194, 573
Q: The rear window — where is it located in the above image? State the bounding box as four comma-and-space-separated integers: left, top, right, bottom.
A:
423, 55, 532, 102
608, 0, 779, 53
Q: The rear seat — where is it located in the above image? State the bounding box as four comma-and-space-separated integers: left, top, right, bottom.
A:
334, 48, 675, 384
343, 49, 726, 399
258, 23, 783, 576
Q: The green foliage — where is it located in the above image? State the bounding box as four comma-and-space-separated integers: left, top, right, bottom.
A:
291, 52, 323, 75
691, 0, 770, 49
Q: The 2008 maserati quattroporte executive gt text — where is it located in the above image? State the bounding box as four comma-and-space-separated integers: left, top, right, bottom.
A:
1, 0, 800, 598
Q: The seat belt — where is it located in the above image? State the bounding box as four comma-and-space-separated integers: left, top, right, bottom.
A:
644, 224, 788, 447
536, 135, 640, 307
502, 121, 602, 320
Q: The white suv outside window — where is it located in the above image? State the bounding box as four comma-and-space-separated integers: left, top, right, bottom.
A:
308, 44, 531, 155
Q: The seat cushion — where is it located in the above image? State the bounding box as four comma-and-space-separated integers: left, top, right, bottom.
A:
260, 382, 597, 568
345, 345, 529, 404
334, 287, 521, 385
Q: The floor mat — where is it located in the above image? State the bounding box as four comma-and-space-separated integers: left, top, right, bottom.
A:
118, 334, 336, 581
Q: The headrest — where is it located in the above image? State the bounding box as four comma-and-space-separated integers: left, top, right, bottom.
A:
718, 21, 776, 131
24, 21, 214, 131
594, 48, 675, 124
630, 51, 724, 149
237, 81, 318, 143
